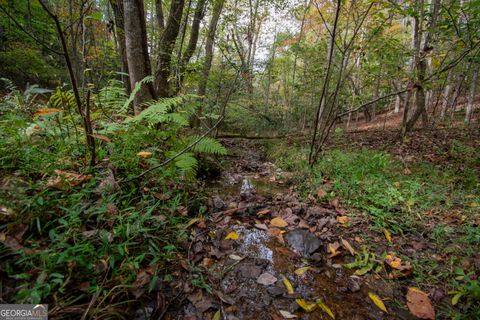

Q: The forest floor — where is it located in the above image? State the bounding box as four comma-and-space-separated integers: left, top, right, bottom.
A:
158, 126, 479, 320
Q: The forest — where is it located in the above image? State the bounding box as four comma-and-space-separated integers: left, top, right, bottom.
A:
0, 0, 479, 319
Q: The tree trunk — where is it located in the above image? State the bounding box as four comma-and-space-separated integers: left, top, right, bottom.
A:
154, 0, 185, 98
124, 0, 155, 112
465, 64, 479, 123
178, 0, 207, 88
110, 0, 131, 94
195, 0, 225, 127
440, 70, 453, 119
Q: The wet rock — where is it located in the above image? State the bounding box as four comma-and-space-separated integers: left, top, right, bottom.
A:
267, 281, 286, 296
213, 196, 226, 209
285, 229, 322, 256
238, 263, 263, 278
347, 276, 361, 292
240, 178, 256, 200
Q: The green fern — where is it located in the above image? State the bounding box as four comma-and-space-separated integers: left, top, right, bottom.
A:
121, 76, 153, 113
189, 136, 227, 155
125, 96, 187, 126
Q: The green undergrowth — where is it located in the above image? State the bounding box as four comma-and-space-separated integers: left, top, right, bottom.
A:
0, 83, 224, 316
265, 139, 480, 316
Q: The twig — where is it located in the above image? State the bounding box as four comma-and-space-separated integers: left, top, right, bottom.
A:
121, 116, 225, 183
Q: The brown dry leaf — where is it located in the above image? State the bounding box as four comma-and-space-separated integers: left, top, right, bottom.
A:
341, 238, 356, 256
187, 290, 212, 313
270, 217, 288, 228
131, 269, 152, 298
336, 216, 349, 225
0, 232, 5, 242
47, 170, 92, 190
330, 197, 340, 211
403, 167, 412, 175
137, 151, 153, 158
368, 292, 388, 313
354, 236, 363, 243
317, 188, 327, 198
34, 108, 62, 116
90, 134, 111, 143
177, 206, 188, 216
406, 287, 435, 319
225, 231, 239, 240
327, 241, 341, 258
257, 208, 271, 216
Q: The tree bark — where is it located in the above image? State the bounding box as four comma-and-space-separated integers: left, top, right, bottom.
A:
178, 0, 207, 87
109, 0, 131, 94
194, 0, 225, 127
154, 0, 185, 98
465, 63, 479, 123
124, 0, 155, 112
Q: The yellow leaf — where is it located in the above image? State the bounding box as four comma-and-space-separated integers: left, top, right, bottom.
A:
316, 299, 335, 319
341, 238, 356, 255
294, 266, 310, 276
279, 310, 297, 318
137, 151, 153, 158
295, 299, 316, 312
468, 202, 478, 208
337, 216, 349, 224
186, 217, 201, 228
327, 242, 341, 258
270, 217, 288, 228
368, 292, 388, 313
383, 229, 392, 242
34, 108, 62, 116
282, 276, 294, 294
212, 310, 221, 320
225, 231, 239, 240
0, 232, 5, 241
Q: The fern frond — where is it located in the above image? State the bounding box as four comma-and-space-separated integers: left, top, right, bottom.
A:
125, 96, 187, 126
121, 76, 153, 113
188, 136, 227, 155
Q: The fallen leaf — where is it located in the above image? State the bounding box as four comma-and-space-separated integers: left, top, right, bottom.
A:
317, 188, 327, 198
177, 206, 188, 216
296, 299, 316, 312
0, 233, 5, 241
355, 264, 374, 276
330, 197, 340, 211
385, 253, 412, 271
46, 170, 92, 190
468, 202, 478, 208
270, 217, 288, 228
186, 217, 201, 228
34, 108, 62, 116
257, 272, 277, 286
188, 290, 212, 312
282, 276, 294, 294
225, 231, 239, 240
403, 167, 412, 175
279, 310, 297, 318
294, 266, 310, 276
341, 238, 356, 256
383, 229, 392, 242
212, 310, 221, 320
257, 208, 271, 216
368, 292, 388, 313
316, 299, 335, 319
254, 223, 268, 231
137, 151, 152, 158
229, 254, 243, 260
327, 241, 341, 258
336, 216, 349, 225
90, 134, 111, 143
406, 287, 435, 319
